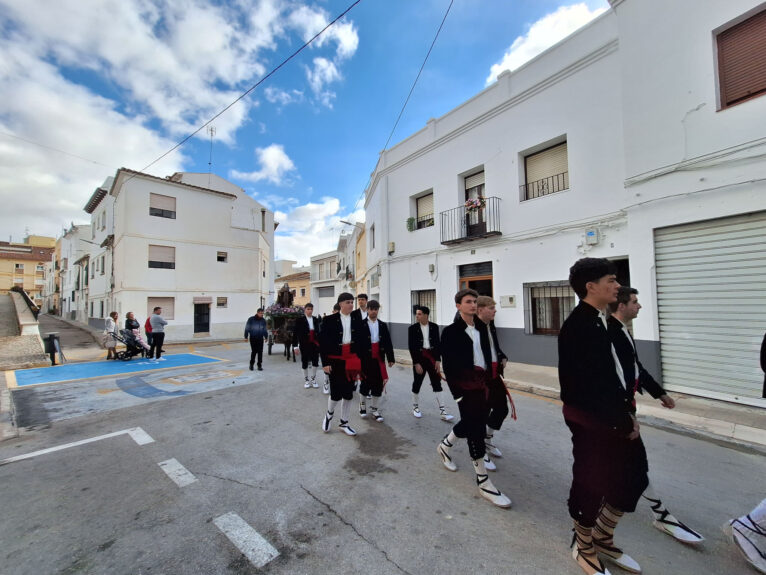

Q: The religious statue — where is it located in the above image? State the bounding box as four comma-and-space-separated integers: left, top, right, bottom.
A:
278, 282, 295, 308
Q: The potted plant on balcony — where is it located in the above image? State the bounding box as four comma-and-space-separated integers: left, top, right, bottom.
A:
406, 217, 416, 232
464, 197, 486, 212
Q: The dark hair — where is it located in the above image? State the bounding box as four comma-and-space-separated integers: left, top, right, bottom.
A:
153, 307, 162, 313
337, 292, 354, 303
414, 305, 430, 316
332, 303, 341, 312
305, 302, 314, 309
367, 299, 380, 310
568, 258, 617, 299
454, 288, 479, 304
257, 308, 264, 313
608, 286, 638, 313
357, 293, 368, 300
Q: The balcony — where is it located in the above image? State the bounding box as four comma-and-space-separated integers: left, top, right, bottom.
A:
440, 196, 501, 245
520, 171, 569, 200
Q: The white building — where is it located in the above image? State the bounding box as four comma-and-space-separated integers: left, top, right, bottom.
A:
105, 169, 275, 339
364, 0, 766, 407
82, 177, 116, 328
310, 240, 346, 316
58, 224, 90, 321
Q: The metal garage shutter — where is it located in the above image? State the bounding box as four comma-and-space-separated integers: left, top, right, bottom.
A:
654, 211, 766, 405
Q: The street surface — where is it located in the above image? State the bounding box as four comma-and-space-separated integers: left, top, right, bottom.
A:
1, 342, 763, 574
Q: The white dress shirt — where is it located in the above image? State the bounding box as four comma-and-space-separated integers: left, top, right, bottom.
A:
340, 312, 352, 344
420, 323, 430, 349
368, 318, 380, 343
465, 323, 486, 370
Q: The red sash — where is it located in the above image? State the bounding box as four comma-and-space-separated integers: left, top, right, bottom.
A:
329, 343, 363, 382
372, 342, 388, 381
632, 377, 640, 408
491, 361, 498, 380
421, 348, 437, 369
308, 329, 319, 348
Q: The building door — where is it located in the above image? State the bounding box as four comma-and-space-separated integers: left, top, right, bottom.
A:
654, 211, 766, 406
194, 303, 210, 333
458, 261, 493, 297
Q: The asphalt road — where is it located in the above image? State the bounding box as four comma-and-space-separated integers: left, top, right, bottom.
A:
1, 342, 763, 575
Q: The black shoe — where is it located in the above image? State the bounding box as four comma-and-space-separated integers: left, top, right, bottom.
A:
249, 364, 254, 371
257, 366, 263, 371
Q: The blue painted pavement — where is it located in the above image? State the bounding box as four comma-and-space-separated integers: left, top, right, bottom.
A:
116, 375, 189, 398
11, 354, 222, 387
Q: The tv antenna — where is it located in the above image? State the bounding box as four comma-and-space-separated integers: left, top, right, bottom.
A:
206, 125, 216, 185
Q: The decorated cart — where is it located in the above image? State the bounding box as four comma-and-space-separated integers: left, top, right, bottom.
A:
264, 284, 304, 361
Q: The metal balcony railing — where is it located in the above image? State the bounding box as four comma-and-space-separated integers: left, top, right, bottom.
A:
440, 197, 501, 245
520, 171, 569, 200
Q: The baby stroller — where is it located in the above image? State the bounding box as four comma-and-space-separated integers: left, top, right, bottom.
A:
111, 329, 147, 360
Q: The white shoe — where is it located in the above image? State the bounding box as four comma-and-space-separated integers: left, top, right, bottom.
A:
437, 436, 457, 472
572, 543, 612, 575
485, 435, 502, 458
724, 516, 766, 574
476, 474, 511, 508
311, 378, 319, 388
323, 382, 330, 394
593, 540, 641, 574
439, 407, 454, 421
413, 405, 422, 418
157, 357, 166, 361
339, 420, 357, 436
322, 411, 333, 433
304, 379, 311, 388
653, 515, 704, 545
483, 454, 496, 471
359, 400, 367, 418
372, 410, 384, 423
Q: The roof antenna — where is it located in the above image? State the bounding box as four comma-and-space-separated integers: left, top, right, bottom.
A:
206, 125, 216, 187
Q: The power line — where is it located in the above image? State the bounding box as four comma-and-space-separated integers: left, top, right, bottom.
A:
353, 0, 454, 211
0, 131, 113, 168
139, 0, 364, 174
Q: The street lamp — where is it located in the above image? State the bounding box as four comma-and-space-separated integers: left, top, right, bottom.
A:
339, 220, 364, 230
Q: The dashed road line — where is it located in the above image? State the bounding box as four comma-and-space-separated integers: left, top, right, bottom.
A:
158, 458, 198, 487
0, 427, 154, 465
213, 512, 279, 568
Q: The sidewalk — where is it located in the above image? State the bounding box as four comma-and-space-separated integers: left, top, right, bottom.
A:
393, 350, 766, 451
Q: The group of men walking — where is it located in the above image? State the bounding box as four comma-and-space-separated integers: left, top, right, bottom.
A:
252, 256, 766, 574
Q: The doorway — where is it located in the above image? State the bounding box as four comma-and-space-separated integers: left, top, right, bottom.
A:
194, 303, 210, 333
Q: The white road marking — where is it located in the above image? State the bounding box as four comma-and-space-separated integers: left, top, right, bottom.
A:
158, 458, 197, 487
213, 512, 280, 568
0, 427, 155, 465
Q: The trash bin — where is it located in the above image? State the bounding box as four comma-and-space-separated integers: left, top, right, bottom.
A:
44, 332, 60, 365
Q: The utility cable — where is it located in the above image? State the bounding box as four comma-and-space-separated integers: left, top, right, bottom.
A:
0, 131, 112, 168
139, 0, 363, 174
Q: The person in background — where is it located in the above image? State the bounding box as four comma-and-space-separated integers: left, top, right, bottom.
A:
125, 311, 140, 332
104, 311, 119, 360
359, 300, 395, 422
407, 305, 454, 421
144, 315, 153, 352
149, 307, 168, 360
244, 308, 268, 371
293, 303, 322, 388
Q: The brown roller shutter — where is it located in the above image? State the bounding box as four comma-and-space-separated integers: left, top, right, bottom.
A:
718, 9, 766, 108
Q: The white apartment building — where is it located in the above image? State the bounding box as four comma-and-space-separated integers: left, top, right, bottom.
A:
364, 0, 766, 406
310, 242, 345, 316
58, 224, 91, 321
106, 169, 275, 339
81, 177, 116, 328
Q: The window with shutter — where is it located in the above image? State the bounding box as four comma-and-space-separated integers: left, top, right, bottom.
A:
523, 281, 576, 335
717, 8, 766, 109
148, 245, 176, 269
149, 193, 177, 219
522, 142, 569, 200
415, 192, 434, 229
147, 297, 175, 319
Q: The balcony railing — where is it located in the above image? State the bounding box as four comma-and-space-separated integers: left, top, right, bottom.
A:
440, 196, 501, 245
520, 171, 569, 200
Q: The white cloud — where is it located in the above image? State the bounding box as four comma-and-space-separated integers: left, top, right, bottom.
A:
230, 144, 296, 185
305, 57, 341, 107
273, 198, 364, 266
264, 86, 305, 108
0, 0, 359, 241
486, 2, 609, 84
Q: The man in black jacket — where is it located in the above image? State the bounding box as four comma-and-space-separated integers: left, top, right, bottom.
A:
244, 308, 268, 371
607, 287, 703, 545
293, 303, 322, 388
407, 305, 454, 421
358, 300, 395, 422
319, 292, 369, 436
437, 289, 511, 509
476, 296, 516, 472
350, 293, 368, 322
559, 258, 642, 575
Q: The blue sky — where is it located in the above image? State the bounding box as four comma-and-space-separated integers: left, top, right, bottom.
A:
0, 0, 608, 264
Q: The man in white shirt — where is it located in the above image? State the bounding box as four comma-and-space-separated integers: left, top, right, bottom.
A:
319, 293, 369, 436
359, 300, 395, 422
607, 287, 703, 546
293, 303, 322, 388
407, 306, 454, 421
437, 289, 511, 509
